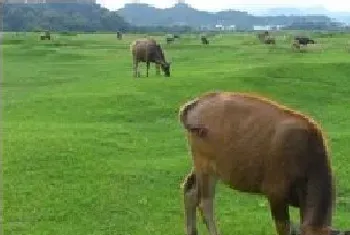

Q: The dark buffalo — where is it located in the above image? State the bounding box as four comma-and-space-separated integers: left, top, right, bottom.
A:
40, 31, 51, 40
257, 31, 269, 42
131, 38, 171, 78
179, 91, 340, 235
200, 36, 209, 45
116, 31, 122, 40
294, 36, 315, 45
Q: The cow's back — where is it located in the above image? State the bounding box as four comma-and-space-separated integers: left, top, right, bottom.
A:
182, 92, 317, 193
131, 38, 158, 62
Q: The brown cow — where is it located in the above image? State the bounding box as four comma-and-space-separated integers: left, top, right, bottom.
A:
292, 39, 301, 50
294, 36, 315, 46
40, 31, 51, 40
257, 30, 269, 42
166, 34, 179, 44
201, 36, 209, 45
179, 91, 338, 235
167, 36, 175, 44
117, 31, 122, 40
130, 38, 171, 78
264, 36, 276, 45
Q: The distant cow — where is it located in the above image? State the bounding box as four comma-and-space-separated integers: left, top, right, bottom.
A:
179, 91, 338, 235
166, 34, 180, 44
117, 31, 122, 40
130, 38, 171, 78
166, 36, 175, 44
200, 36, 209, 45
294, 36, 315, 46
257, 30, 269, 42
292, 40, 301, 50
40, 31, 51, 40
264, 36, 276, 45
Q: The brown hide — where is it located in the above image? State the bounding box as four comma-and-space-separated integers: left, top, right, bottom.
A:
258, 31, 270, 42
179, 92, 335, 235
130, 38, 170, 77
131, 39, 163, 63
265, 36, 276, 45
116, 31, 122, 40
201, 36, 209, 45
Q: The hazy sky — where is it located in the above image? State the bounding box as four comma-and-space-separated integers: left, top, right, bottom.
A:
96, 0, 350, 12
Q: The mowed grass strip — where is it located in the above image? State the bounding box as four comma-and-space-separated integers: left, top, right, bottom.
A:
2, 32, 350, 235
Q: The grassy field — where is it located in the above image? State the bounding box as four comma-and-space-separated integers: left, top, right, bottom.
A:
2, 31, 350, 235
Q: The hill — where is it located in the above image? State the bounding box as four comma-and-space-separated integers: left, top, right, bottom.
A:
2, 2, 346, 32
252, 6, 350, 24
117, 2, 336, 30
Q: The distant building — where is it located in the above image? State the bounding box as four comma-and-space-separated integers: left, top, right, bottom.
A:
253, 25, 284, 31
213, 24, 237, 31
215, 24, 224, 31
253, 25, 272, 31
197, 24, 237, 32
226, 25, 237, 31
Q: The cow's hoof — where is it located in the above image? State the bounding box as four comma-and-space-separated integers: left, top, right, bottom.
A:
190, 230, 198, 235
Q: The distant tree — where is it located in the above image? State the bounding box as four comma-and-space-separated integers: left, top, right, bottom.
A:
2, 3, 131, 32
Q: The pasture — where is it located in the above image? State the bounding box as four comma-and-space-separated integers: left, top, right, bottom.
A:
2, 31, 350, 235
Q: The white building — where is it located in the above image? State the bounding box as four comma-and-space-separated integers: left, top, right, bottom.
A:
253, 25, 285, 31
214, 24, 237, 31
253, 25, 272, 31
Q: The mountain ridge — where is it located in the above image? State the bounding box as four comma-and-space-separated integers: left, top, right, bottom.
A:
252, 6, 350, 23
116, 3, 342, 29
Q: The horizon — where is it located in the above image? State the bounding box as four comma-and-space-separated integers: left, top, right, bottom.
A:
96, 0, 350, 13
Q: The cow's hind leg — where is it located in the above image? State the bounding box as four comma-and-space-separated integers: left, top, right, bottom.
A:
155, 64, 161, 76
267, 195, 290, 235
146, 62, 150, 77
183, 171, 199, 235
198, 202, 209, 228
132, 60, 139, 78
197, 173, 219, 235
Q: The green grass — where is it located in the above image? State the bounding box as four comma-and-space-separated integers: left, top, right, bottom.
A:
2, 31, 350, 235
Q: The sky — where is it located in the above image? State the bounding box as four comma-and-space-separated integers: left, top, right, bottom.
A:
96, 0, 350, 12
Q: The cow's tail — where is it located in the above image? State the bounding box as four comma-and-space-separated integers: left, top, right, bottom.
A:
178, 98, 208, 137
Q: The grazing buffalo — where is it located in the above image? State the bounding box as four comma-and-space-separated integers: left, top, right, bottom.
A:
166, 34, 180, 44
292, 40, 301, 50
166, 37, 175, 44
179, 91, 338, 235
257, 30, 269, 42
200, 36, 209, 45
130, 38, 171, 78
116, 31, 122, 40
40, 31, 51, 40
294, 36, 315, 46
264, 36, 276, 45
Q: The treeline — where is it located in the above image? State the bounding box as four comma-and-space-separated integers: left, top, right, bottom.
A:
2, 3, 130, 32
1, 3, 195, 33
283, 21, 346, 31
